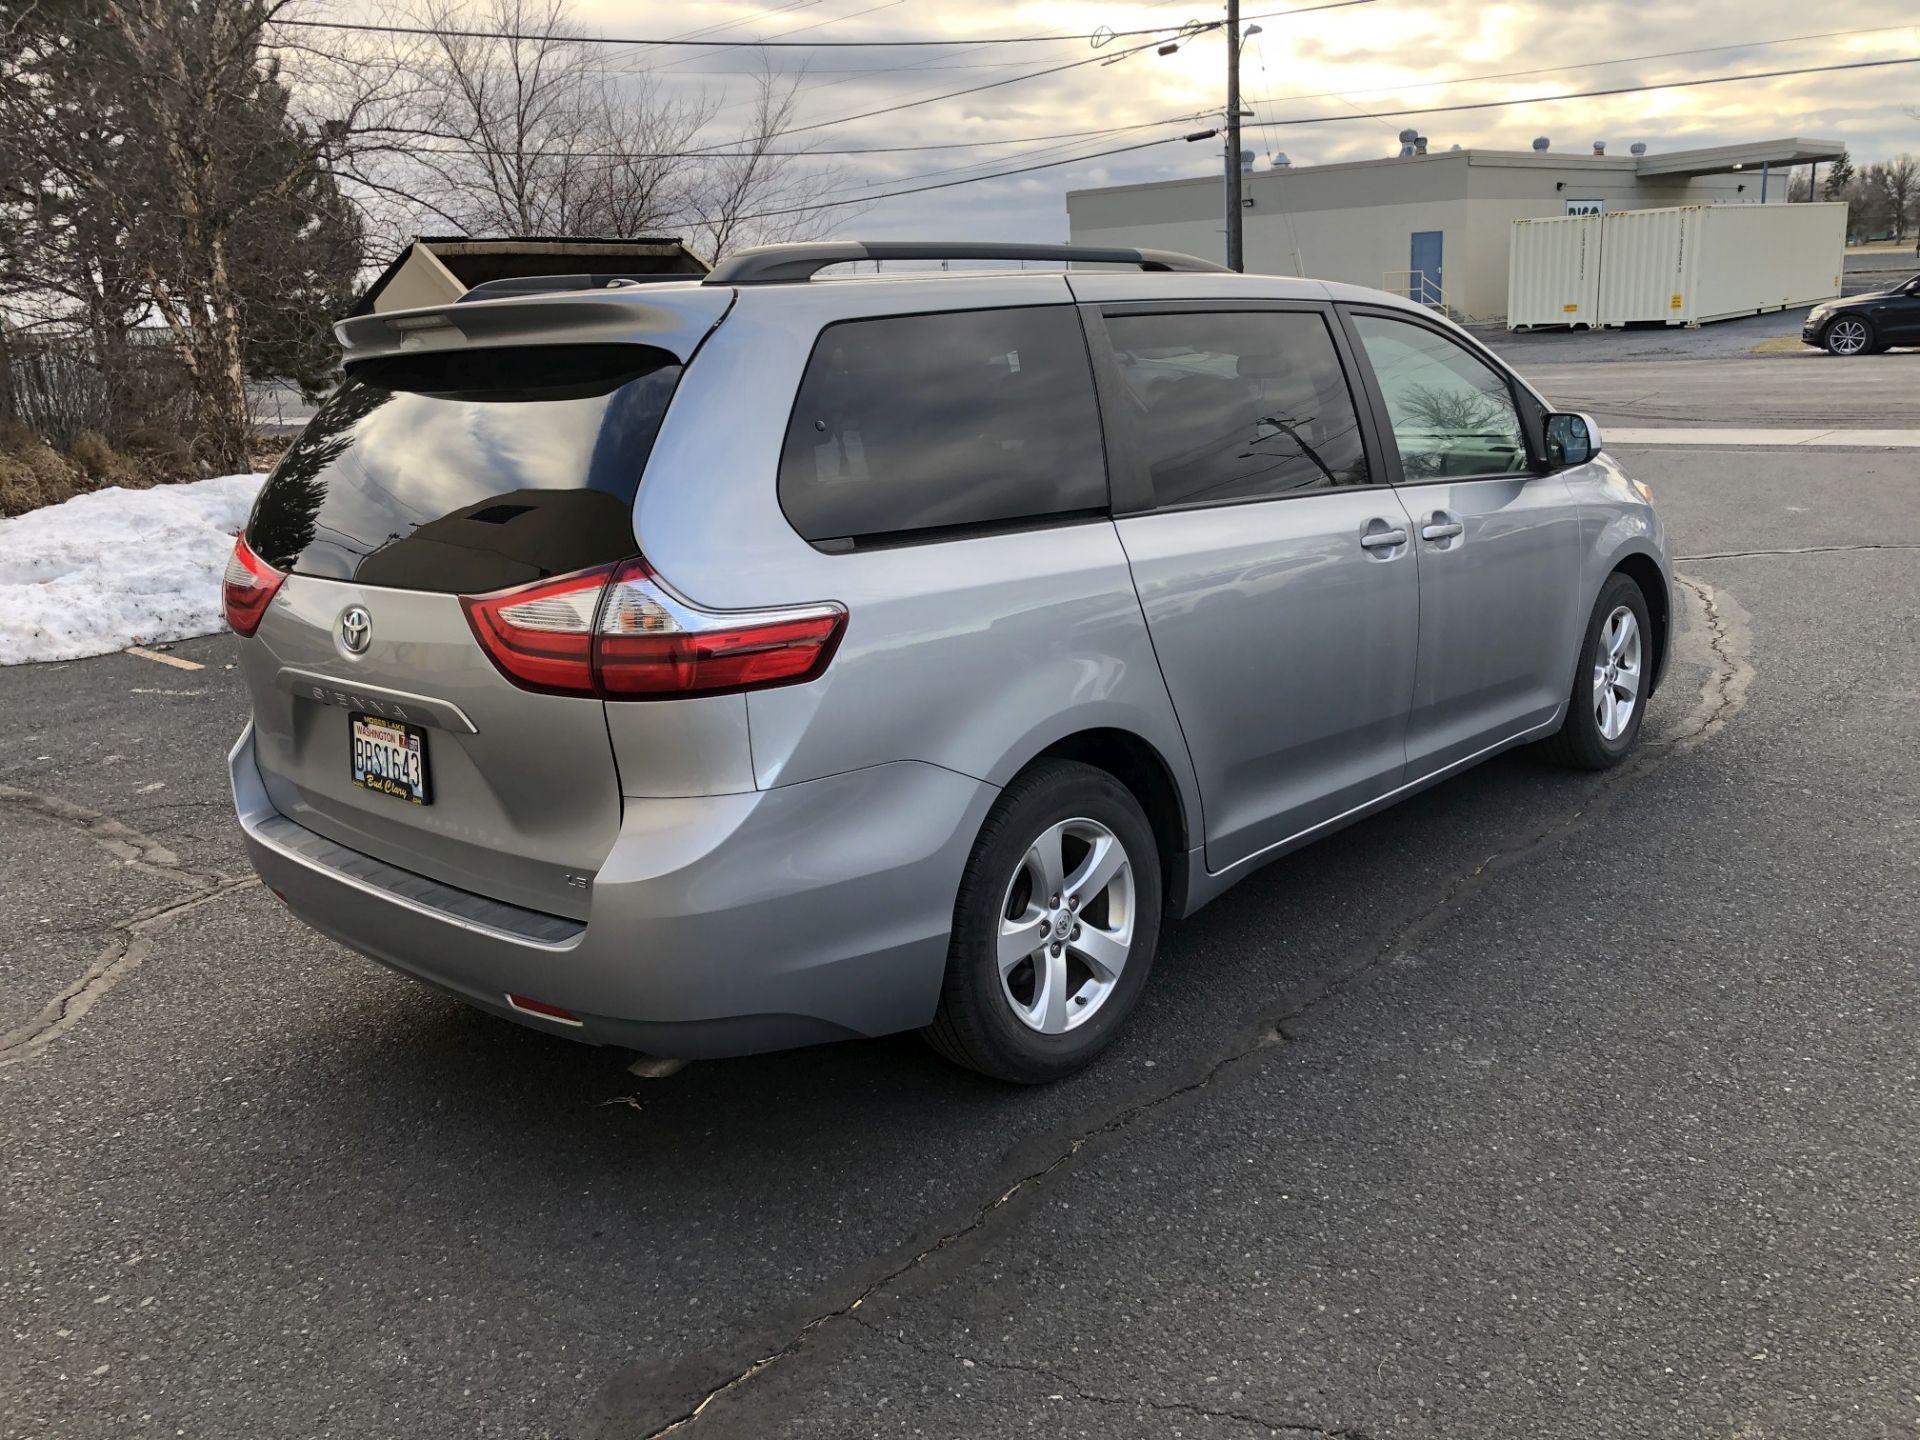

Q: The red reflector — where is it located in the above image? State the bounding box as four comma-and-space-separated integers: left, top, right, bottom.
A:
506, 994, 583, 1026
222, 534, 287, 638
461, 557, 846, 701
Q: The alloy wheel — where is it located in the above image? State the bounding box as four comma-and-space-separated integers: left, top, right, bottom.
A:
1592, 605, 1643, 742
1827, 318, 1870, 355
997, 818, 1135, 1034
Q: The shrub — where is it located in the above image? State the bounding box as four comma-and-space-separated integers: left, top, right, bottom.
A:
67, 430, 143, 487
0, 436, 82, 517
120, 425, 198, 478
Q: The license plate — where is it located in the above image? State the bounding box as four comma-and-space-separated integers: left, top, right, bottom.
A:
350, 713, 431, 805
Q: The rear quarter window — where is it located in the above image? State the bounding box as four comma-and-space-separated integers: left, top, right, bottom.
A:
777, 305, 1107, 547
247, 344, 681, 594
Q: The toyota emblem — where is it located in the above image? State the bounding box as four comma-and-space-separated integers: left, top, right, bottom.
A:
339, 606, 372, 655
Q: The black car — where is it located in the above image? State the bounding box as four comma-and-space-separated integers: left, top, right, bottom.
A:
1803, 272, 1920, 355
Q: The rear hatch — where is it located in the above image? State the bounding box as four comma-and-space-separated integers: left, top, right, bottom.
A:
238, 309, 720, 921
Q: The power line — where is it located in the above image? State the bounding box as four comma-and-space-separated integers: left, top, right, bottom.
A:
683, 33, 1171, 150
385, 113, 1213, 161
712, 128, 1222, 224
267, 1, 1374, 49
644, 0, 906, 73
364, 24, 1920, 165
1250, 21, 1920, 106
1246, 53, 1920, 124
709, 50, 1920, 225
680, 1, 1384, 154
663, 20, 1917, 83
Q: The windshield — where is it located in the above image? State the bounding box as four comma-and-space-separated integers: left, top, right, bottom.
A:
247, 344, 682, 595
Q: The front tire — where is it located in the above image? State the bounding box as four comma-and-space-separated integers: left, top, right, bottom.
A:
1536, 572, 1651, 771
925, 760, 1162, 1083
1824, 316, 1873, 356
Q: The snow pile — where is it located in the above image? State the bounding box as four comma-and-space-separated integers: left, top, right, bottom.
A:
0, 473, 266, 665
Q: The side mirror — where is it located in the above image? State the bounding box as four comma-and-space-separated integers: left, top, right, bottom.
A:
1544, 411, 1602, 468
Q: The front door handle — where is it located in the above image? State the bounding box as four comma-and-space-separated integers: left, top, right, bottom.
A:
1359, 527, 1408, 550
1422, 521, 1464, 541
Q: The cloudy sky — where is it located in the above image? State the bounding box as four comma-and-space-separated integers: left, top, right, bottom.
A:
361, 0, 1920, 245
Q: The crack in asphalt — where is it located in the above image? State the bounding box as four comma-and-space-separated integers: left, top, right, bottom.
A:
1677, 542, 1920, 561
0, 783, 201, 883
629, 576, 1753, 1437
0, 784, 257, 1066
637, 1027, 1289, 1437
850, 1312, 1374, 1438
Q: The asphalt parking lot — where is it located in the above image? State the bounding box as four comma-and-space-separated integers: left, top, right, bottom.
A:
3, 351, 1918, 1438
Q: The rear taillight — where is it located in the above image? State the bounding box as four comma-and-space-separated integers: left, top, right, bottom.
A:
222, 534, 286, 637
461, 558, 845, 701
460, 566, 608, 696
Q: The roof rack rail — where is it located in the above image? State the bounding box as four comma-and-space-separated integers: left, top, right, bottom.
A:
703, 241, 1228, 286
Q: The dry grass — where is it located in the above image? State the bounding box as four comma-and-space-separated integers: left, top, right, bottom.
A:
0, 427, 200, 518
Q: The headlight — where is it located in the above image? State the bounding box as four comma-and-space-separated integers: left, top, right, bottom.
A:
1807, 305, 1832, 323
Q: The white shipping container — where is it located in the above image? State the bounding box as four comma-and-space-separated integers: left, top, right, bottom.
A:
1507, 213, 1602, 327
1691, 202, 1846, 323
1510, 201, 1847, 328
1594, 206, 1697, 326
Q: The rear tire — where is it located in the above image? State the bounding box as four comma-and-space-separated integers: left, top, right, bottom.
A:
924, 760, 1162, 1083
1823, 316, 1873, 356
1535, 572, 1652, 771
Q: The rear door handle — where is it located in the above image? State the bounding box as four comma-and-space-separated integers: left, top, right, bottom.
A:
1359, 528, 1408, 549
1422, 521, 1464, 541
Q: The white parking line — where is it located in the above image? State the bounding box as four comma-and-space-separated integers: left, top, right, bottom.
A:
1609, 428, 1920, 448
125, 646, 205, 671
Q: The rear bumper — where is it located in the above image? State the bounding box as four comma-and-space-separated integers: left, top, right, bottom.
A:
231, 726, 995, 1057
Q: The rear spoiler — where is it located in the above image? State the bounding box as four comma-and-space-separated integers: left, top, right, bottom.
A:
334, 288, 734, 367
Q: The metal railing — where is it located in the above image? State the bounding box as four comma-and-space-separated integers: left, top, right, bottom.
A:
1381, 269, 1450, 313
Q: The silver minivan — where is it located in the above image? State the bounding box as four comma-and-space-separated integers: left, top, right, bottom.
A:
226, 241, 1671, 1082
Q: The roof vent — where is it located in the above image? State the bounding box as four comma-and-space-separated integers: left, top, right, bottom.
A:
1592, 141, 1606, 156
1240, 148, 1256, 172
1414, 134, 1429, 155
1532, 136, 1550, 152
1630, 141, 1648, 157
1271, 151, 1292, 167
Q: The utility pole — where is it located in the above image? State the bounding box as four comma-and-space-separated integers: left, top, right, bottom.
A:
1224, 0, 1243, 271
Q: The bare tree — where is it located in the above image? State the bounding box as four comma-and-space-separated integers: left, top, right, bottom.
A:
1873, 154, 1917, 242
383, 2, 850, 259
687, 60, 851, 260
388, 0, 720, 239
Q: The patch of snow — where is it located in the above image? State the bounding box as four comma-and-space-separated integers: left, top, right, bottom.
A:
0, 474, 266, 665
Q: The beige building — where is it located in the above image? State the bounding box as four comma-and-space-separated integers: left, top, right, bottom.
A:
1067, 138, 1843, 321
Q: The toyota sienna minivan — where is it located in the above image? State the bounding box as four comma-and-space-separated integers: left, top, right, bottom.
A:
227, 241, 1671, 1082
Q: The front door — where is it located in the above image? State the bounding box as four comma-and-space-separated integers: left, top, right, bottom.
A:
1344, 308, 1585, 780
1092, 303, 1420, 873
1409, 231, 1444, 306
1871, 277, 1920, 343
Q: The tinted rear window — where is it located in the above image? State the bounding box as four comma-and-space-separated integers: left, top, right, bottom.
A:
247, 344, 681, 594
1105, 310, 1371, 507
777, 306, 1106, 546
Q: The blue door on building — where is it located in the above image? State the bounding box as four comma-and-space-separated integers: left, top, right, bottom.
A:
1409, 231, 1443, 305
